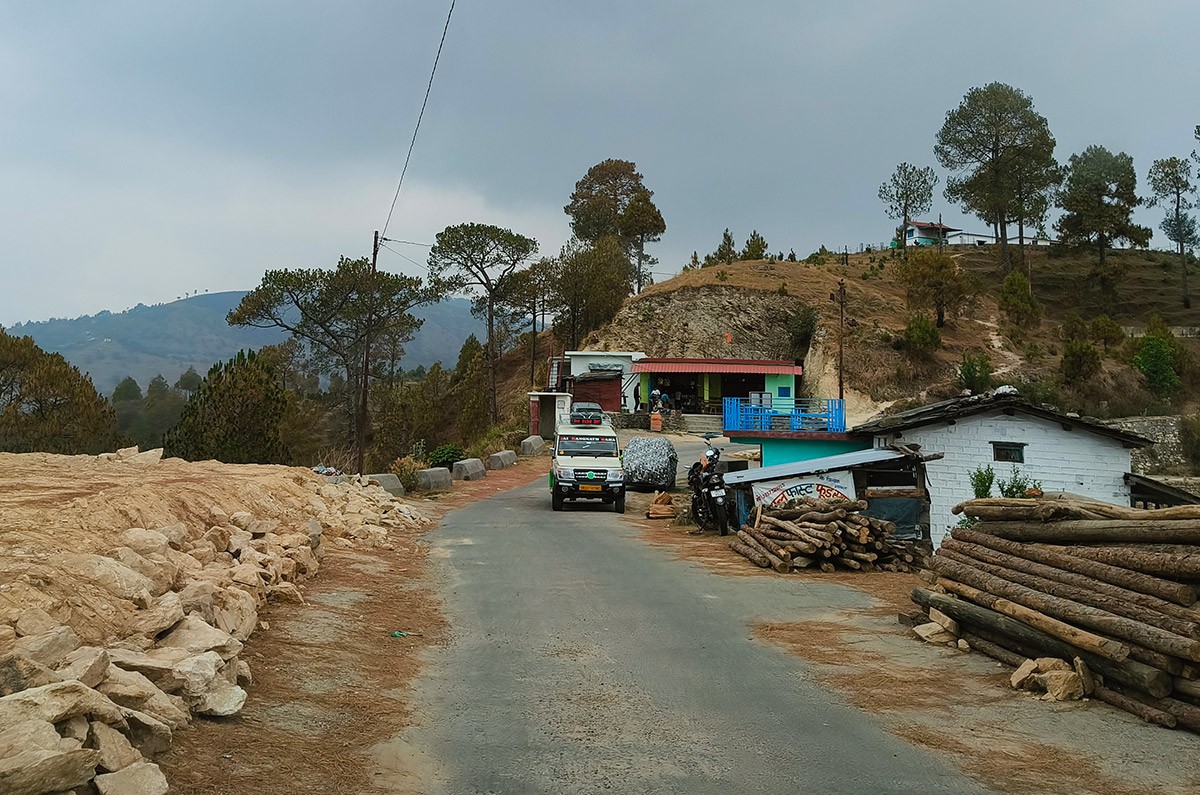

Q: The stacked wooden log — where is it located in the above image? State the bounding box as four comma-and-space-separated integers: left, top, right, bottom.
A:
645, 491, 677, 520
731, 497, 926, 574
910, 496, 1200, 733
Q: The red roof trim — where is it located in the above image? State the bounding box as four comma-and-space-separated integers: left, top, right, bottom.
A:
632, 358, 802, 375
910, 222, 960, 231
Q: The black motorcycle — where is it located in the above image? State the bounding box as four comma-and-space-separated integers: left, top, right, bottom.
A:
687, 438, 730, 535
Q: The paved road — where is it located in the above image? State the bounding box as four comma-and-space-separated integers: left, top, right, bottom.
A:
388, 481, 992, 794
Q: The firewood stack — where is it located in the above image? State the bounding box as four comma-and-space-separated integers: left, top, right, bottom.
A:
645, 491, 677, 520
731, 497, 926, 574
909, 496, 1200, 733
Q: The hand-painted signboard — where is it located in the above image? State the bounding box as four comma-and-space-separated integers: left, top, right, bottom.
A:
750, 469, 856, 507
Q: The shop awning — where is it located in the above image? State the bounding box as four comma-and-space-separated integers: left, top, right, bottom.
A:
632, 358, 802, 375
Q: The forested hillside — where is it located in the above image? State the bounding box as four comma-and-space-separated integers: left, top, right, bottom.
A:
8, 291, 482, 393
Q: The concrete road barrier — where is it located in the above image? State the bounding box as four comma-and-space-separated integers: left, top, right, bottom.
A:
452, 458, 487, 481
366, 473, 406, 498
520, 436, 546, 456
486, 450, 518, 470
417, 467, 452, 492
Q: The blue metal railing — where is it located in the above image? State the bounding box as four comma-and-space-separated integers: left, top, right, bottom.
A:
722, 397, 847, 433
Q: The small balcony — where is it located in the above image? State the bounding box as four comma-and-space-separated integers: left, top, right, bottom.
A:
722, 397, 847, 434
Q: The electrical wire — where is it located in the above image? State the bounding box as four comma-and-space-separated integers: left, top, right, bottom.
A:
380, 242, 427, 270
381, 0, 456, 238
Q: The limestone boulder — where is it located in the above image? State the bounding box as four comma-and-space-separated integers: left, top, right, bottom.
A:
305, 519, 324, 549
177, 581, 216, 623
155, 522, 189, 551
59, 714, 90, 743
13, 627, 79, 668
519, 435, 546, 456
211, 588, 257, 641
485, 450, 518, 470
285, 543, 320, 578
0, 748, 100, 795
226, 528, 253, 557
105, 648, 191, 693
0, 652, 63, 696
54, 648, 110, 689
0, 625, 15, 645
15, 607, 59, 638
229, 511, 253, 530
188, 676, 246, 717
246, 519, 279, 538
0, 718, 68, 757
0, 680, 125, 732
128, 448, 164, 465
88, 720, 144, 773
117, 708, 171, 756
1036, 670, 1085, 701
48, 554, 154, 607
416, 467, 452, 492
96, 665, 189, 729
912, 622, 955, 645
202, 525, 232, 554
234, 660, 252, 686
1034, 657, 1073, 673
120, 529, 171, 559
115, 445, 139, 460
155, 616, 242, 661
451, 458, 487, 481
129, 592, 185, 637
1010, 658, 1040, 690
94, 761, 168, 795
105, 548, 176, 597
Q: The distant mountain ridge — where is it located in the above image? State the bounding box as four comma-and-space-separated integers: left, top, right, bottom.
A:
8, 291, 483, 394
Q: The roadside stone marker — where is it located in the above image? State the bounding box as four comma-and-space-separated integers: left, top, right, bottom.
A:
520, 435, 545, 456
486, 450, 518, 470
451, 459, 487, 481
366, 473, 406, 498
416, 467, 452, 492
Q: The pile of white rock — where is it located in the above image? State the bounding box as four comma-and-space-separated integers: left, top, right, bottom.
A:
1, 476, 427, 795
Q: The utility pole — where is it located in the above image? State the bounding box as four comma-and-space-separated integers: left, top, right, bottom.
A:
355, 231, 380, 475
830, 279, 846, 401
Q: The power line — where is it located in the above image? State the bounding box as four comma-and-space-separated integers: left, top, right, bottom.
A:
382, 238, 433, 247
380, 242, 427, 270
381, 0, 456, 238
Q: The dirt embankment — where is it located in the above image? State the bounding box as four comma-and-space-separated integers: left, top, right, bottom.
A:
0, 449, 430, 793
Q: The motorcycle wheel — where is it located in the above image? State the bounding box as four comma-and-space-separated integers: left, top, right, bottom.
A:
713, 502, 729, 536
690, 493, 711, 530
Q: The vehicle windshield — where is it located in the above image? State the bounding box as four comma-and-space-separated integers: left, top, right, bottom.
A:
556, 435, 619, 457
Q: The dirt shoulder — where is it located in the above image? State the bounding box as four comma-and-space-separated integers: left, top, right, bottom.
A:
621, 489, 1200, 795
158, 457, 547, 795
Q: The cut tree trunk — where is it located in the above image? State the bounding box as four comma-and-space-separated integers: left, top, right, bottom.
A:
935, 577, 1131, 662
959, 632, 1027, 668
731, 541, 769, 568
974, 519, 1200, 545
736, 530, 789, 574
937, 546, 1200, 640
941, 537, 1200, 624
951, 528, 1197, 606
931, 555, 1200, 661
1093, 687, 1177, 728
911, 588, 1171, 697
1043, 545, 1200, 580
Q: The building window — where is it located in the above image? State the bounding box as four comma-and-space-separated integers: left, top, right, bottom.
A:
991, 442, 1026, 463
778, 386, 791, 398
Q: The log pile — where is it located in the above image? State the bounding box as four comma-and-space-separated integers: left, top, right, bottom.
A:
645, 492, 677, 520
909, 496, 1200, 734
730, 498, 927, 574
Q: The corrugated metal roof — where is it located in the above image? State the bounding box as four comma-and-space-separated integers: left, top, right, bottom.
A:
853, 388, 1152, 448
724, 448, 908, 486
632, 358, 802, 375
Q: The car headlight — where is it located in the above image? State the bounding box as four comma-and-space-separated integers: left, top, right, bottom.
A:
609, 469, 624, 481
557, 468, 575, 480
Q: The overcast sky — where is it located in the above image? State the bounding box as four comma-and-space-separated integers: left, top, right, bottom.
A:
3, 1, 1199, 326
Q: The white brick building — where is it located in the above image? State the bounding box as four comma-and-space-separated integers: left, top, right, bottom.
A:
854, 391, 1151, 546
